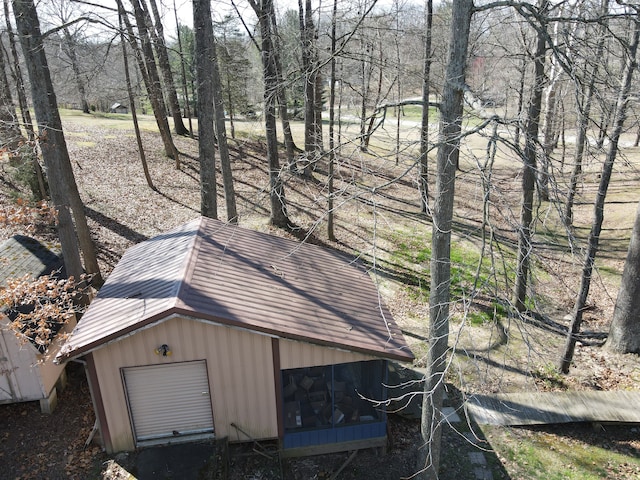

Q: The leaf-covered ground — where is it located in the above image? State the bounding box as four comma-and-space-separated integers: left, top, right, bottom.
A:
1, 112, 639, 479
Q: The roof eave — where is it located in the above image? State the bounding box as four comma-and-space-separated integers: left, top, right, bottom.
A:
56, 307, 415, 364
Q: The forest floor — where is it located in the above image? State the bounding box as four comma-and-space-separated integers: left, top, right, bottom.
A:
0, 111, 639, 479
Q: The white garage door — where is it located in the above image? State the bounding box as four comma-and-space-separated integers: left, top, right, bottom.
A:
123, 361, 214, 444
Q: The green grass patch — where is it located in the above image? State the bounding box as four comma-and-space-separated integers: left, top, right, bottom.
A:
530, 363, 568, 391
389, 230, 505, 303
485, 425, 640, 480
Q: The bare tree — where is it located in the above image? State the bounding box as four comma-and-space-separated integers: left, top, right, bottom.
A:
419, 0, 433, 213
124, 0, 179, 163
210, 24, 238, 223
417, 1, 473, 479
606, 198, 640, 354
146, 0, 189, 135
559, 5, 640, 373
247, 0, 291, 228
118, 1, 155, 191
4, 0, 35, 142
299, 0, 322, 173
512, 0, 548, 313
564, 0, 609, 226
12, 0, 102, 286
193, 0, 217, 219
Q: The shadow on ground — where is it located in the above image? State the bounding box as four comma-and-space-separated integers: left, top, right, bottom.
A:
110, 441, 218, 480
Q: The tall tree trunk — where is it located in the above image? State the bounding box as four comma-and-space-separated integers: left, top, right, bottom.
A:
565, 0, 609, 227
0, 42, 24, 152
359, 34, 371, 152
61, 26, 89, 114
363, 39, 384, 150
248, 0, 290, 228
327, 0, 337, 242
173, 0, 192, 136
299, 0, 315, 155
0, 36, 47, 200
538, 13, 562, 202
419, 0, 433, 213
211, 37, 238, 223
270, 16, 298, 168
514, 53, 527, 147
126, 0, 179, 163
606, 198, 640, 354
13, 0, 102, 286
513, 0, 548, 313
146, 0, 189, 136
119, 3, 155, 191
559, 8, 640, 373
417, 2, 472, 479
4, 0, 35, 142
193, 0, 217, 218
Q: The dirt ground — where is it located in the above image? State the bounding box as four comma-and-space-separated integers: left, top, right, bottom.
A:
1, 113, 640, 479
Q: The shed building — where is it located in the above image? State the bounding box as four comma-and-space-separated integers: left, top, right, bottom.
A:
57, 218, 414, 455
0, 235, 73, 413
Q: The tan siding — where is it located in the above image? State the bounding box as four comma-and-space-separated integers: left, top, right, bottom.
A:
279, 338, 376, 370
92, 317, 277, 452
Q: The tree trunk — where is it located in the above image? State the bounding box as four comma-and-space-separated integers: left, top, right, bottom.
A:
299, 0, 315, 155
146, 0, 189, 136
606, 198, 640, 354
193, 0, 217, 219
13, 0, 102, 286
559, 8, 640, 373
359, 34, 371, 152
270, 15, 298, 169
119, 3, 155, 191
0, 42, 24, 152
419, 0, 433, 213
61, 26, 89, 114
327, 0, 337, 242
513, 0, 548, 313
173, 0, 193, 136
565, 0, 609, 227
211, 37, 238, 223
248, 0, 290, 228
417, 2, 472, 479
4, 0, 35, 142
126, 0, 179, 163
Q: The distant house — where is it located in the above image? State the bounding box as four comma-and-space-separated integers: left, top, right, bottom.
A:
0, 236, 73, 413
110, 103, 128, 114
57, 218, 414, 455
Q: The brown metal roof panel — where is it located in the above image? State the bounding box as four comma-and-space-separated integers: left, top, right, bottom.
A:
58, 220, 200, 360
58, 217, 413, 363
180, 219, 412, 361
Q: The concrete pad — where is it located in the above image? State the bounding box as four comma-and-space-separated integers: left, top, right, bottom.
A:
442, 406, 461, 423
133, 441, 215, 480
473, 466, 494, 480
468, 451, 487, 466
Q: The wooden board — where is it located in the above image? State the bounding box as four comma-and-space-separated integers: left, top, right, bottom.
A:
466, 390, 640, 426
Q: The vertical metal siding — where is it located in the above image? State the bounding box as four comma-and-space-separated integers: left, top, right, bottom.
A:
279, 338, 376, 369
91, 316, 278, 452
123, 361, 214, 442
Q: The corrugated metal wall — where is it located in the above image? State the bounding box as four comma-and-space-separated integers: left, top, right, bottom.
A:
92, 316, 278, 452
279, 338, 375, 369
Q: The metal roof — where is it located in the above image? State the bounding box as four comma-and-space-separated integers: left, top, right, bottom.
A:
57, 217, 414, 363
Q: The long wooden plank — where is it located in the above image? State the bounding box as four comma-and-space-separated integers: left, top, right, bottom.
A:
466, 391, 640, 426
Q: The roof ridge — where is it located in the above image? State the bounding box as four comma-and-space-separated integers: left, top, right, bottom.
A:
173, 217, 207, 309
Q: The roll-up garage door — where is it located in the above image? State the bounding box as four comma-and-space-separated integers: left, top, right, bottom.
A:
123, 361, 214, 444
